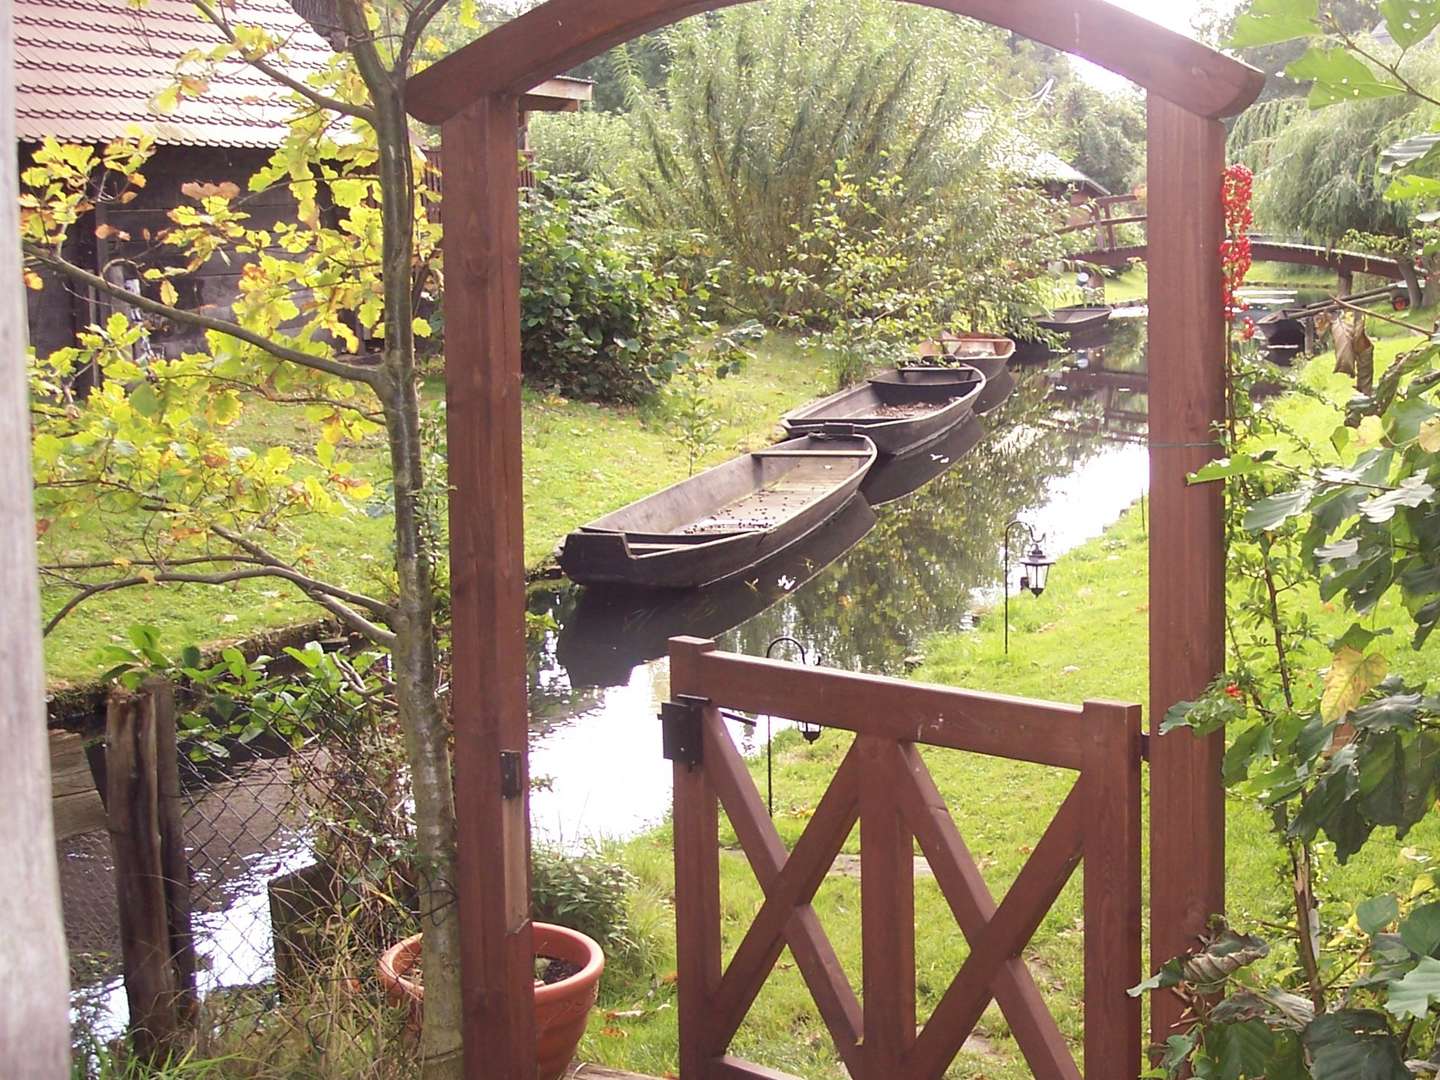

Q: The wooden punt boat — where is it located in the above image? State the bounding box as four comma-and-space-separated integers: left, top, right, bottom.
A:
557, 498, 878, 688
916, 332, 1017, 381
559, 432, 877, 589
868, 361, 1015, 416
1034, 305, 1112, 335
781, 364, 984, 456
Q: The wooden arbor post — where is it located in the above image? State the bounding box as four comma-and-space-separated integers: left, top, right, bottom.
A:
1145, 97, 1229, 1049
409, 4, 1263, 1078
440, 94, 536, 1080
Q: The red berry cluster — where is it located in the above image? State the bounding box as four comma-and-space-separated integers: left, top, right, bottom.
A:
1220, 163, 1254, 316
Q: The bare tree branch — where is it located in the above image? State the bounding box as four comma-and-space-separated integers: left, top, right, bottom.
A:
207, 521, 397, 629
193, 0, 380, 124
44, 565, 395, 645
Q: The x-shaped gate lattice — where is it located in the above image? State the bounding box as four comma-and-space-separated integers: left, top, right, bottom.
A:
665, 638, 1141, 1080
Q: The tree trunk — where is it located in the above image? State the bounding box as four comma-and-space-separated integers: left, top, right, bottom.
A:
368, 75, 465, 1080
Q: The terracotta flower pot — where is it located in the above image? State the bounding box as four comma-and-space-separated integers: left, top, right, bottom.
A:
378, 922, 605, 1080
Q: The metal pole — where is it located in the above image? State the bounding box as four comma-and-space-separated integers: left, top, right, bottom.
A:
1002, 519, 1036, 655
1003, 528, 1011, 655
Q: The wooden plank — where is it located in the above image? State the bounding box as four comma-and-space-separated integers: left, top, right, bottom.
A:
572, 1068, 665, 1080
860, 737, 915, 1079
893, 745, 1079, 1080
50, 730, 106, 841
699, 708, 863, 1075
708, 1057, 809, 1080
0, 4, 71, 1064
107, 688, 179, 1059
441, 94, 535, 1080
406, 0, 1263, 124
708, 747, 861, 1048
903, 787, 1086, 1080
519, 75, 594, 113
672, 707, 723, 1080
1145, 96, 1228, 1053
672, 639, 1087, 769
148, 679, 197, 1011
1081, 701, 1143, 1080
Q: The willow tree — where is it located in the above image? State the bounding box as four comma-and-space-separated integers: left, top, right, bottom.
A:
1236, 83, 1437, 301
22, 1, 469, 1074
613, 0, 1061, 319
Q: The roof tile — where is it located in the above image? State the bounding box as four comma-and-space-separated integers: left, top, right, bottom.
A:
14, 0, 332, 148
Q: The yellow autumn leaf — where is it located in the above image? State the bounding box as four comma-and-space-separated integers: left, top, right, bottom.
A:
1419, 417, 1440, 454
1354, 415, 1386, 448
1321, 647, 1388, 723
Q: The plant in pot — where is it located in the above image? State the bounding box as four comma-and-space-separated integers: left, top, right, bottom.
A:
378, 844, 635, 1080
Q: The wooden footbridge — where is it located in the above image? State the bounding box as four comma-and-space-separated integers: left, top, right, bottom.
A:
1064, 194, 1407, 292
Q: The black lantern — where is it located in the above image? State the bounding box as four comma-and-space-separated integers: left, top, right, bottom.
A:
1019, 540, 1054, 597
1003, 521, 1055, 654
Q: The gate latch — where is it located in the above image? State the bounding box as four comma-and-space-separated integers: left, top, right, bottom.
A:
661, 694, 708, 767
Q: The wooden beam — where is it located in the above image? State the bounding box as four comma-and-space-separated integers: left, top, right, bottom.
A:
671, 639, 1089, 770
1145, 95, 1228, 1052
441, 94, 535, 1080
893, 745, 1078, 1080
1081, 700, 1143, 1079
0, 0, 71, 1067
50, 731, 106, 841
520, 75, 595, 113
406, 0, 1263, 125
859, 738, 915, 1079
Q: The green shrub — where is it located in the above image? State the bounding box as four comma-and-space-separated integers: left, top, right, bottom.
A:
531, 843, 639, 957
520, 172, 691, 403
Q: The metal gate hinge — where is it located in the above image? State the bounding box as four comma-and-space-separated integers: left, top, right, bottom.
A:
499, 750, 522, 799
661, 694, 708, 767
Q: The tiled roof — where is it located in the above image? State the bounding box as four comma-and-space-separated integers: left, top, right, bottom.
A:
14, 0, 333, 148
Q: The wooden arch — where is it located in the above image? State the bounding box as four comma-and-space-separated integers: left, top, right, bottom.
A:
406, 5, 1262, 1078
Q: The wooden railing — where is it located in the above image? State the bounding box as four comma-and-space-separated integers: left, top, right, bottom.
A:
1056, 193, 1147, 251
663, 637, 1142, 1080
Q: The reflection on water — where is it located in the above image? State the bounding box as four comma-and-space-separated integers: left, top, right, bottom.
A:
529, 320, 1154, 841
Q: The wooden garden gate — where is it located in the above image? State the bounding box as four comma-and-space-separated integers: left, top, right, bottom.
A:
664, 638, 1142, 1080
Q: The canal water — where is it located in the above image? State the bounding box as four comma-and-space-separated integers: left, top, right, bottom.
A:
69, 316, 1158, 1040
526, 315, 1154, 840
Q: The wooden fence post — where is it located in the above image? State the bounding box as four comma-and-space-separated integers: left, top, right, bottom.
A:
148, 678, 197, 1012
670, 639, 723, 1080
1082, 700, 1143, 1079
106, 681, 194, 1058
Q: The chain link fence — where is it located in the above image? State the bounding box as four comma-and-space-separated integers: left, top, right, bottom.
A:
61, 653, 423, 1059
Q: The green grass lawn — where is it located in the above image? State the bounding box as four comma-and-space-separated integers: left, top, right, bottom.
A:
1103, 264, 1147, 302
40, 335, 828, 687
576, 337, 1440, 1079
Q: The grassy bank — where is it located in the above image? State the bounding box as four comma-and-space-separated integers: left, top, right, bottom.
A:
40, 335, 827, 686
578, 340, 1440, 1079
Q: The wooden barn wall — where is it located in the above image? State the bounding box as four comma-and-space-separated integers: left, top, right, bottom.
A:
22, 143, 299, 360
